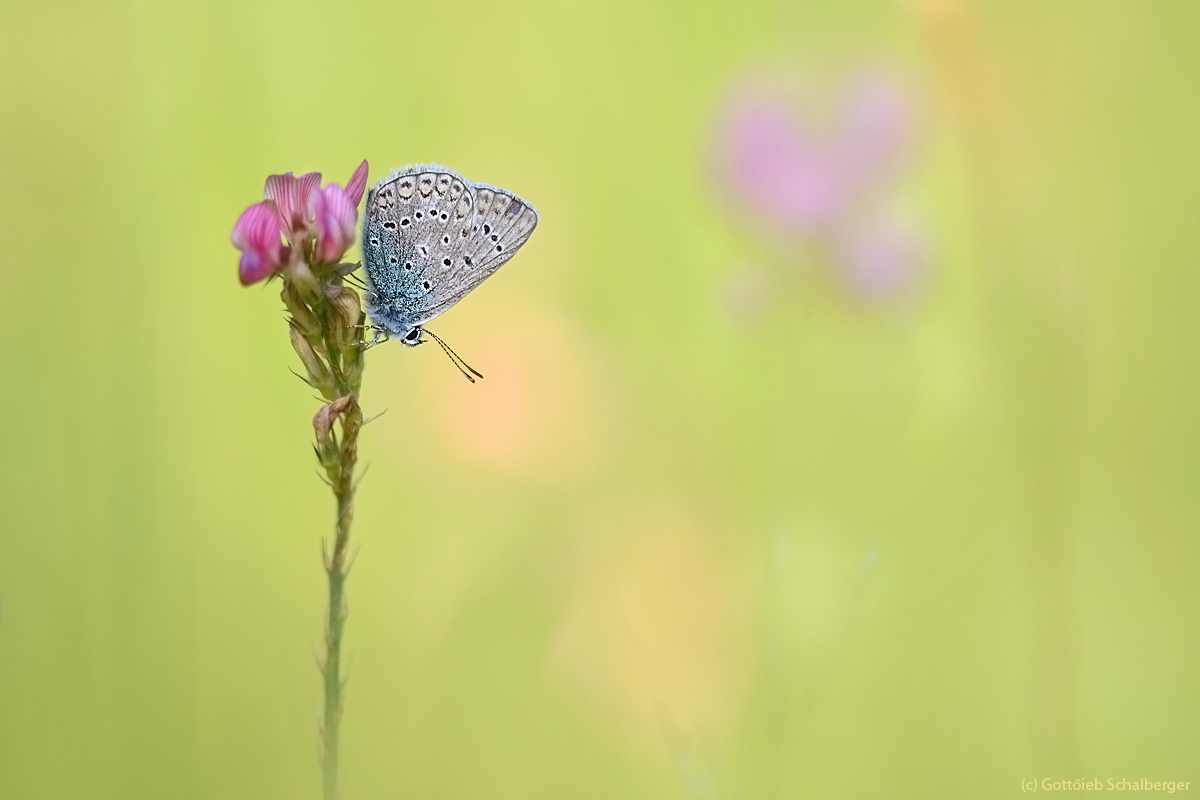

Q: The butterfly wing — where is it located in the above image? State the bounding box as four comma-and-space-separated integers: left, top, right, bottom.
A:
362, 163, 539, 332
420, 180, 540, 322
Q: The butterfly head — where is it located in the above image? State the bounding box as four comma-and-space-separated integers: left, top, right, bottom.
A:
400, 326, 425, 347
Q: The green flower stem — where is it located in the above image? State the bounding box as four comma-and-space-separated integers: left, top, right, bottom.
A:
322, 392, 360, 800
282, 264, 367, 800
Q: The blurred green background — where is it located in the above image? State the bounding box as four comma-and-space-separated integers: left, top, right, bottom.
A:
2, 0, 1199, 797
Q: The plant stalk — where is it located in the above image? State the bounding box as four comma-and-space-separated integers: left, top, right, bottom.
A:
287, 271, 366, 800
322, 395, 359, 800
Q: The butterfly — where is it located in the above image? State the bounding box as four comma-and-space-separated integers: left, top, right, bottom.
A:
356, 163, 539, 380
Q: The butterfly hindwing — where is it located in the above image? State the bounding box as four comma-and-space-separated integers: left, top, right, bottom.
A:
424, 182, 540, 320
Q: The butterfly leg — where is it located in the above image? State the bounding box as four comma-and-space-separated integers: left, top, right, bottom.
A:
353, 326, 389, 349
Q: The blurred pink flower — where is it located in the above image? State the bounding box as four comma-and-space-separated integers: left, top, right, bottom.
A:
717, 76, 911, 233
232, 160, 369, 284
836, 214, 925, 301
719, 94, 848, 233
715, 72, 925, 303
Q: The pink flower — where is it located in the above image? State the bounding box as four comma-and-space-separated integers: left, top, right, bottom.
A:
715, 75, 912, 234
233, 160, 368, 284
232, 202, 286, 285
718, 92, 848, 233
713, 72, 926, 305
835, 214, 925, 301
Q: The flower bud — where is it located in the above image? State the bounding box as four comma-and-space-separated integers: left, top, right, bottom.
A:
287, 259, 322, 299
289, 322, 329, 385
313, 394, 354, 453
329, 287, 362, 331
281, 280, 319, 336
341, 336, 365, 386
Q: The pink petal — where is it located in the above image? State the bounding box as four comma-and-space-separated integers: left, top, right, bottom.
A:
344, 160, 369, 208
296, 172, 321, 221
231, 202, 284, 255
264, 171, 322, 229
313, 185, 357, 264
239, 250, 274, 285
232, 202, 286, 284
263, 173, 299, 223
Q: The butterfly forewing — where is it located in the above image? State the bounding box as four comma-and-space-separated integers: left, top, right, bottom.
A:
362, 164, 538, 333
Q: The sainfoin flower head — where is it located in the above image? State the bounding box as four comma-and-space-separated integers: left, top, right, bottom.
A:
232, 159, 369, 284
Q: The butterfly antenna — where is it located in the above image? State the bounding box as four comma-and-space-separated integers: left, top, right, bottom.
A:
424, 328, 484, 383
